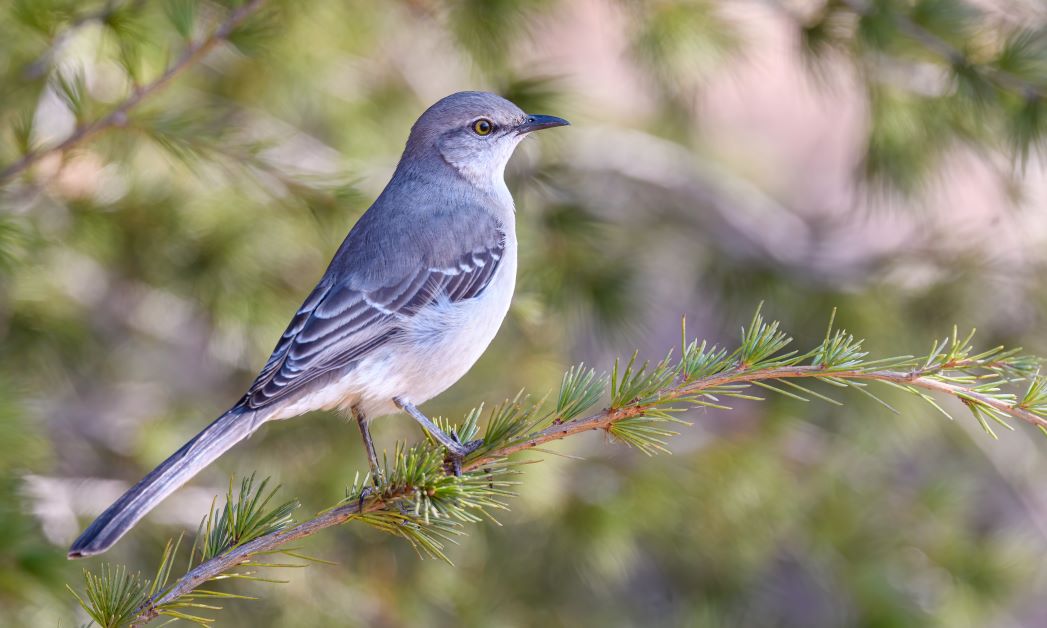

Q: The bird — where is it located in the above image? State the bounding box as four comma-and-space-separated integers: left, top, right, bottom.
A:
68, 91, 569, 558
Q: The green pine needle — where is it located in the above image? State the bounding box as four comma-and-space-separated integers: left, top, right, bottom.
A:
68, 564, 151, 628
198, 474, 299, 562
556, 363, 607, 421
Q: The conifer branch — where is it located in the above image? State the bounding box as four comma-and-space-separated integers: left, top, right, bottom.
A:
0, 0, 265, 185
470, 364, 1047, 464
129, 486, 411, 626
22, 0, 149, 80
838, 0, 1045, 101
70, 309, 1047, 626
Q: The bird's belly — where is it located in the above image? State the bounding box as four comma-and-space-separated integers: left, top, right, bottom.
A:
350, 252, 517, 418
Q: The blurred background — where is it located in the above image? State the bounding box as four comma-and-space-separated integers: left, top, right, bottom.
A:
3, 0, 1047, 625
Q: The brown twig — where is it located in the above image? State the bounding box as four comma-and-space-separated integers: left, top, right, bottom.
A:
127, 358, 1047, 625
0, 0, 266, 185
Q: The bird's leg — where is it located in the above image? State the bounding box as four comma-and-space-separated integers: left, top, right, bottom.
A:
352, 406, 383, 487
393, 397, 482, 475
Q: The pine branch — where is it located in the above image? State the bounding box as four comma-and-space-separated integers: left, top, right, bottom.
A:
73, 309, 1047, 626
0, 0, 266, 185
471, 366, 1043, 461
774, 0, 1047, 185
128, 486, 412, 626
22, 0, 149, 80
839, 0, 1044, 101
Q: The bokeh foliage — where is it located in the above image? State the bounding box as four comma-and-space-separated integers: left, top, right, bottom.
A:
2, 0, 1047, 626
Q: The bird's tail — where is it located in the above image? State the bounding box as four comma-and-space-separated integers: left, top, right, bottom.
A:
68, 406, 263, 558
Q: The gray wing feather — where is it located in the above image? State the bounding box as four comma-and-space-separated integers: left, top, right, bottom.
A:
243, 231, 506, 410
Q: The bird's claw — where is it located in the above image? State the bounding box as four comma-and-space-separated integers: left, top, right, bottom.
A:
357, 484, 379, 512
444, 439, 483, 476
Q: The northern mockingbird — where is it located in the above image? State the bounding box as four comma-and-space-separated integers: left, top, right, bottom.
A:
68, 91, 568, 558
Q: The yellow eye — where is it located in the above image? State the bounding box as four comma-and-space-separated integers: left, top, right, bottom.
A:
472, 119, 493, 136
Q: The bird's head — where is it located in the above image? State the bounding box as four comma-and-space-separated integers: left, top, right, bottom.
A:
402, 91, 569, 189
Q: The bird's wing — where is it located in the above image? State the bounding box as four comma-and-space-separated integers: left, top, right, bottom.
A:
241, 230, 507, 410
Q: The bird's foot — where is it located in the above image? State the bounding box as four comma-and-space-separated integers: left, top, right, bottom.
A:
356, 484, 379, 512
444, 438, 483, 476
393, 397, 483, 475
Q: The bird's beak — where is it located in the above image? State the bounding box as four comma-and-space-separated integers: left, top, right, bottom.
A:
515, 114, 570, 135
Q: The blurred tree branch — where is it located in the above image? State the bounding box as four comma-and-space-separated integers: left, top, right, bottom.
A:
839, 0, 1044, 100
0, 0, 265, 185
69, 310, 1047, 626
22, 0, 149, 80
765, 0, 1047, 189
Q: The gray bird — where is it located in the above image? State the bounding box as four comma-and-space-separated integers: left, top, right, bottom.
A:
68, 91, 568, 558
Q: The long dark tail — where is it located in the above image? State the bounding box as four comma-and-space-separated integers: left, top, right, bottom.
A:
68, 406, 263, 558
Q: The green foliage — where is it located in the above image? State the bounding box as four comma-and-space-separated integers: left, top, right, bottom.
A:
67, 307, 1047, 625
448, 0, 548, 73
51, 68, 89, 124
196, 475, 298, 562
811, 311, 870, 370
737, 306, 796, 368
793, 0, 1047, 190
556, 363, 606, 421
69, 563, 152, 628
629, 0, 739, 93
71, 478, 302, 626
68, 540, 186, 627
478, 392, 540, 450
164, 0, 197, 41
68, 444, 521, 624
341, 441, 518, 561
607, 413, 690, 456
678, 336, 731, 382
610, 351, 676, 408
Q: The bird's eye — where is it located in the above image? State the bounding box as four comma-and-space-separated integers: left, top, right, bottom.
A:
472, 119, 493, 136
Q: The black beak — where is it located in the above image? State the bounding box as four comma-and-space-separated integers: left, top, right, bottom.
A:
516, 114, 570, 135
